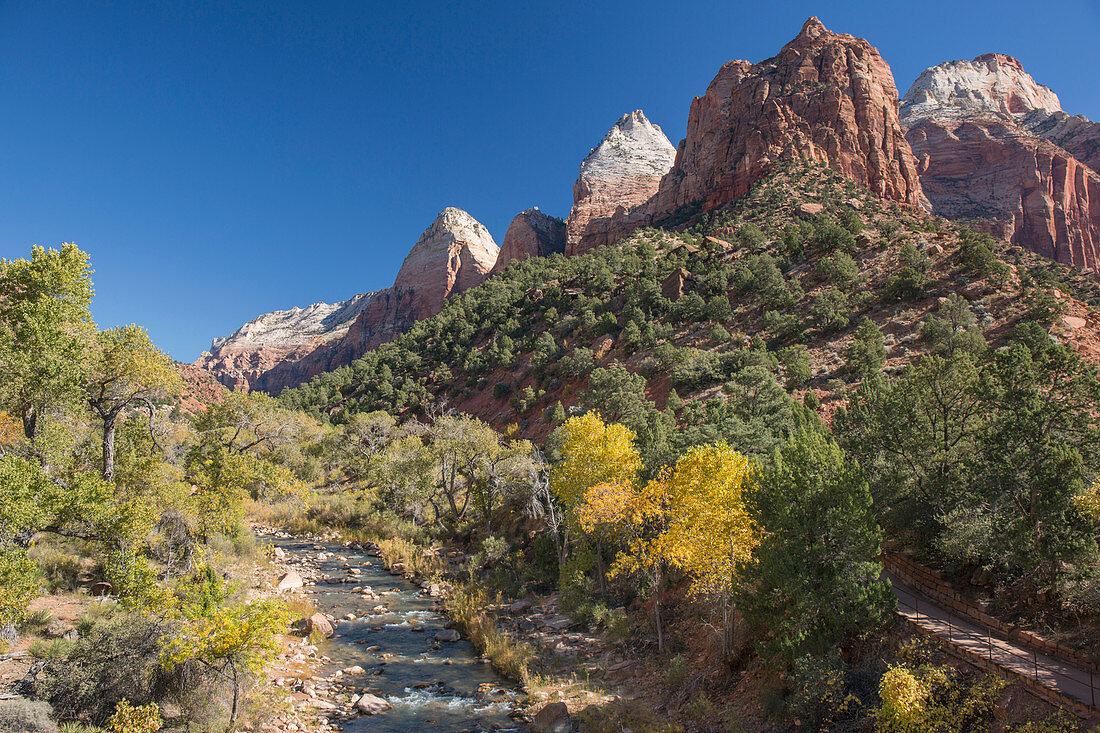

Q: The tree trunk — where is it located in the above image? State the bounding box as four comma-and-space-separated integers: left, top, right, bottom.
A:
228, 660, 240, 732
102, 412, 117, 482
653, 567, 664, 655
22, 406, 36, 444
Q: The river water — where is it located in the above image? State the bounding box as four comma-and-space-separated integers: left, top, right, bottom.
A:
274, 536, 526, 732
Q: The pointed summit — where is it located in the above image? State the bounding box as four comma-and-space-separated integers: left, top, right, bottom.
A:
492, 208, 566, 274
901, 53, 1062, 123
798, 16, 828, 40
566, 110, 676, 255
651, 17, 925, 217
395, 207, 499, 309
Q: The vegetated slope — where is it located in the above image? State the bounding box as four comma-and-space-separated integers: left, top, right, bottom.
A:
280, 161, 1100, 439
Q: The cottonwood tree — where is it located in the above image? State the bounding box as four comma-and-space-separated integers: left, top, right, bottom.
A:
162, 598, 288, 731
0, 243, 95, 444
575, 475, 668, 652
86, 324, 182, 482
659, 443, 757, 656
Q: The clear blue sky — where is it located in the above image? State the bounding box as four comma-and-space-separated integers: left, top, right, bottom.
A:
1, 0, 1097, 360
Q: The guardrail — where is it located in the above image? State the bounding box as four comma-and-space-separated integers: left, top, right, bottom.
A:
883, 551, 1099, 673
893, 582, 1099, 718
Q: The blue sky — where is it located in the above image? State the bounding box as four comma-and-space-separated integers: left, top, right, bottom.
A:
1, 0, 1097, 360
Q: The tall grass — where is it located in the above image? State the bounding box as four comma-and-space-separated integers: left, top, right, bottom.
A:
377, 537, 445, 580
445, 586, 534, 686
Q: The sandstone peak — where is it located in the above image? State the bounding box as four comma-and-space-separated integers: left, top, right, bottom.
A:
578, 110, 676, 183
492, 208, 566, 274
393, 207, 498, 317
798, 16, 828, 40
901, 54, 1062, 124
566, 110, 676, 255
195, 290, 380, 390
652, 17, 926, 218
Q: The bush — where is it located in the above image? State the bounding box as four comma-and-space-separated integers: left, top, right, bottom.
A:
814, 222, 855, 253
491, 382, 512, 399
817, 252, 859, 289
106, 700, 162, 733
838, 208, 864, 236
886, 268, 928, 301
810, 288, 850, 332
779, 345, 812, 389
0, 699, 58, 733
37, 613, 190, 726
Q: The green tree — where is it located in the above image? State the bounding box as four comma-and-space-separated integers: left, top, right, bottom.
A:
845, 317, 886, 378
810, 287, 850, 332
779, 345, 812, 389
87, 325, 182, 482
738, 420, 894, 673
162, 598, 289, 731
0, 242, 95, 443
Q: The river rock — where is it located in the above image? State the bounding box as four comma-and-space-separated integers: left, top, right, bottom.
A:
532, 702, 571, 733
303, 613, 334, 639
435, 629, 461, 642
354, 693, 392, 715
277, 570, 305, 591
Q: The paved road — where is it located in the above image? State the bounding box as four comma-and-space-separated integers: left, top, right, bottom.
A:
887, 572, 1098, 710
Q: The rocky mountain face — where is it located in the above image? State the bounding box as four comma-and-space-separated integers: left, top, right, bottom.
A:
194, 291, 381, 390
492, 208, 567, 274
565, 110, 676, 256
902, 53, 1100, 273
197, 17, 1100, 396
197, 208, 498, 393
652, 17, 926, 220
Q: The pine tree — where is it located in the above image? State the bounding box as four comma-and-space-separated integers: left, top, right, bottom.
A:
737, 416, 894, 673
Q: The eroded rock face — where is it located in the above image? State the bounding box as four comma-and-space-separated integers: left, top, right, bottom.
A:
565, 110, 676, 256
194, 291, 381, 390
653, 17, 926, 220
492, 208, 567, 274
392, 207, 499, 320
902, 54, 1100, 274
241, 208, 498, 393
902, 53, 1061, 122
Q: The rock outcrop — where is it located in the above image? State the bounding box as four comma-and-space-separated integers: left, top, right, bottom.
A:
565, 110, 676, 256
492, 208, 567, 274
902, 53, 1061, 122
902, 54, 1100, 274
652, 17, 926, 220
210, 208, 499, 393
194, 292, 380, 390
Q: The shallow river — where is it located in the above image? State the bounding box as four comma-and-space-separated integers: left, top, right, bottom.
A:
275, 536, 526, 732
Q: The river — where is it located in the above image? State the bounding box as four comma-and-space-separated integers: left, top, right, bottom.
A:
272, 534, 526, 732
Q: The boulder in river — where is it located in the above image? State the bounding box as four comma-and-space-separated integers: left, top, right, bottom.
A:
354, 693, 391, 715
435, 629, 461, 642
303, 613, 333, 639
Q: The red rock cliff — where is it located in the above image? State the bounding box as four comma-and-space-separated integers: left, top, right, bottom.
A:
902, 54, 1100, 274
653, 17, 926, 219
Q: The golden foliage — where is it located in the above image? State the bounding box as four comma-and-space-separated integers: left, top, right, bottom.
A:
107, 699, 163, 733
658, 443, 757, 597
1075, 477, 1100, 520
875, 666, 928, 733
0, 411, 20, 444
550, 412, 641, 507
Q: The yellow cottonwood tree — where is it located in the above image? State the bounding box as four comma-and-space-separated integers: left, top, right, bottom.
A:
659, 443, 757, 598
575, 475, 669, 651
161, 598, 288, 731
550, 412, 641, 507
